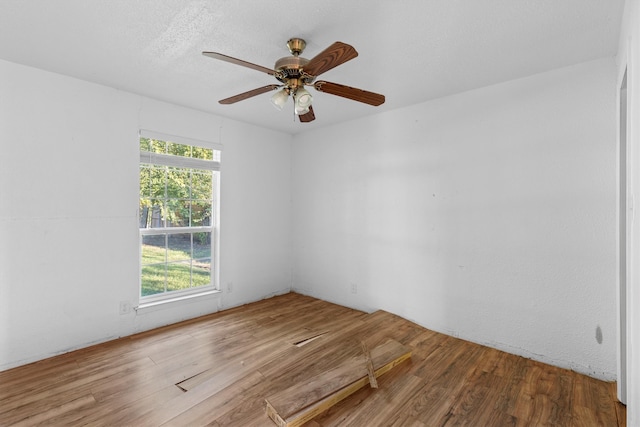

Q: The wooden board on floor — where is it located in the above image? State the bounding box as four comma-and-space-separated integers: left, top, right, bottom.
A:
264, 338, 411, 427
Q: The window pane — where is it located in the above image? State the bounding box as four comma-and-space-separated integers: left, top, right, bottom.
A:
192, 146, 213, 160
192, 257, 211, 287
141, 264, 166, 296
141, 201, 164, 228
149, 138, 166, 154
140, 164, 162, 199
140, 196, 164, 228
140, 137, 151, 152
140, 165, 166, 199
165, 200, 189, 227
192, 171, 212, 199
140, 165, 151, 198
142, 235, 166, 264
167, 261, 192, 292
191, 201, 211, 226
167, 234, 191, 262
167, 142, 191, 157
166, 167, 190, 199
141, 235, 167, 296
193, 232, 211, 258
139, 202, 151, 228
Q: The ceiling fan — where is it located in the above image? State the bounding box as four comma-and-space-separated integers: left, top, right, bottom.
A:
202, 38, 385, 123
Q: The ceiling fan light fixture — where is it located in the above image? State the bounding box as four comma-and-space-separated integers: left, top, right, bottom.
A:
294, 87, 313, 109
270, 88, 289, 110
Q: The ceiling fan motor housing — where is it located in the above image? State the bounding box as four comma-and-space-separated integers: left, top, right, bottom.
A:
274, 56, 313, 84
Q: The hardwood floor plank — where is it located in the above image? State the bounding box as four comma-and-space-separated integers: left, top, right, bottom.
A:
571, 373, 621, 426
204, 379, 275, 427
340, 373, 425, 425
10, 394, 96, 427
257, 322, 367, 381
0, 356, 155, 421
406, 328, 447, 361
53, 384, 182, 426
160, 371, 268, 426
437, 370, 506, 423
387, 415, 428, 427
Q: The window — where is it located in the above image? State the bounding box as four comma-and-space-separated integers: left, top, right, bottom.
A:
139, 131, 221, 303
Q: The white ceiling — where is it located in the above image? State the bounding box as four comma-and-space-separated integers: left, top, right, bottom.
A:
0, 0, 625, 135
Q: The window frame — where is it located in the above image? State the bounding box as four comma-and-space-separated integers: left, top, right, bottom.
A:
138, 130, 222, 306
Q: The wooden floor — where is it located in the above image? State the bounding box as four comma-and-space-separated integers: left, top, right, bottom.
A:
0, 292, 626, 426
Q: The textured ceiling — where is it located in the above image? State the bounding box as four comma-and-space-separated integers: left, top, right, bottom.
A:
0, 0, 625, 135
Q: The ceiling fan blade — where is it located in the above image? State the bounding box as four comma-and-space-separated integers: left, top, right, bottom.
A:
298, 105, 316, 123
203, 52, 275, 76
314, 81, 385, 106
219, 84, 280, 104
303, 42, 358, 77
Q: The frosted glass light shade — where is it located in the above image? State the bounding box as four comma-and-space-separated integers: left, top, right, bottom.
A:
270, 89, 289, 110
295, 87, 312, 109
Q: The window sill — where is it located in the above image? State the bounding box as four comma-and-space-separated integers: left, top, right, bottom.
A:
136, 289, 221, 314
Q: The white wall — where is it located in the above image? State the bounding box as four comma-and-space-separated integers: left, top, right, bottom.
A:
292, 58, 617, 380
617, 0, 640, 421
0, 59, 292, 371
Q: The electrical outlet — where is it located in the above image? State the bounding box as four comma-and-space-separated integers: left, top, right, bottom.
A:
227, 282, 233, 293
119, 301, 132, 315
350, 282, 357, 294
